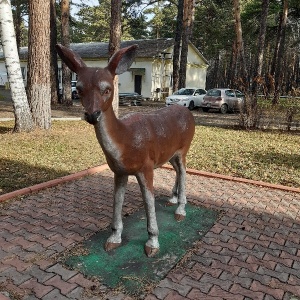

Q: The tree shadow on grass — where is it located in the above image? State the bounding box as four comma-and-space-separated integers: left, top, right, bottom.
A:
0, 158, 70, 195
254, 151, 300, 169
0, 123, 14, 134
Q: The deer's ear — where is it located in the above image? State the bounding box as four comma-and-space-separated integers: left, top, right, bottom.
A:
107, 45, 138, 75
56, 44, 86, 73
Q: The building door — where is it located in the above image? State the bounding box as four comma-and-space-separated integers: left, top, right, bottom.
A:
134, 75, 142, 95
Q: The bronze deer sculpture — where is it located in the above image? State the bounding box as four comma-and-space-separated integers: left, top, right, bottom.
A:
56, 44, 195, 257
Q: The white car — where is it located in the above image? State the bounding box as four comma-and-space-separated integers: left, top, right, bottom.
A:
59, 81, 79, 99
166, 88, 207, 110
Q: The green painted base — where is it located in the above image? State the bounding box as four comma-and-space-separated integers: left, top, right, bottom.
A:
63, 197, 218, 296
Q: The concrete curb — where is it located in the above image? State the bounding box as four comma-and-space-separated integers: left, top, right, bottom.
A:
1, 163, 299, 204
162, 164, 300, 194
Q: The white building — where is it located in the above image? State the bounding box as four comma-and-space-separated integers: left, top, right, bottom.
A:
0, 38, 208, 100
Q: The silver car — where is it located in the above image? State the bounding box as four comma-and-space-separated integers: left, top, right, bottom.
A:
166, 88, 207, 110
201, 88, 245, 114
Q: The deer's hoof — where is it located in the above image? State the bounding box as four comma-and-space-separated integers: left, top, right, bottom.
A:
175, 213, 185, 222
144, 245, 159, 257
105, 242, 121, 252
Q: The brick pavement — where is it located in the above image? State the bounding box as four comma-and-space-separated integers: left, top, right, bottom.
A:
0, 166, 300, 300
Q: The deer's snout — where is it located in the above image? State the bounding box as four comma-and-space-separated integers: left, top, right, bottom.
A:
84, 111, 101, 125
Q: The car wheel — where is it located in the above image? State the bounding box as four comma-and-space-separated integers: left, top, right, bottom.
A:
202, 107, 209, 112
220, 104, 228, 114
188, 101, 195, 110
72, 91, 77, 99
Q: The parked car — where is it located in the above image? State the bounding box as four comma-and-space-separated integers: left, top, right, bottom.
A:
119, 92, 143, 106
71, 81, 79, 99
201, 88, 245, 114
166, 88, 207, 110
59, 81, 79, 100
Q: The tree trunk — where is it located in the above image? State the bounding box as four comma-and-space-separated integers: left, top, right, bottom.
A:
227, 41, 237, 87
61, 0, 72, 106
0, 0, 34, 132
251, 0, 270, 101
179, 0, 195, 89
50, 0, 59, 104
270, 13, 282, 76
172, 0, 184, 92
12, 0, 22, 50
109, 0, 121, 117
273, 0, 288, 104
233, 0, 248, 90
27, 0, 51, 129
233, 0, 255, 129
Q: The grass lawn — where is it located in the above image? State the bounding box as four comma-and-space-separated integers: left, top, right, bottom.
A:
0, 119, 299, 195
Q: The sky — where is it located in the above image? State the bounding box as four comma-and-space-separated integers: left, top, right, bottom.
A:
71, 0, 98, 5
70, 0, 98, 14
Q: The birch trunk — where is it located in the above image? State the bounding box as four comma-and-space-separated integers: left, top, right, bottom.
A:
0, 0, 34, 132
109, 0, 121, 117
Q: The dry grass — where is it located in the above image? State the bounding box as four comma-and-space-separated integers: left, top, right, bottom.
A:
1, 118, 299, 195
188, 126, 300, 188
0, 120, 105, 194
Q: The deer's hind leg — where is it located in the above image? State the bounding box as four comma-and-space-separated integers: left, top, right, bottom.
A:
169, 153, 187, 221
136, 167, 159, 257
105, 173, 128, 251
167, 156, 179, 206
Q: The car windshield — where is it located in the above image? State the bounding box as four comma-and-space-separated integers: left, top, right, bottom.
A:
174, 88, 195, 96
208, 89, 221, 97
225, 90, 235, 97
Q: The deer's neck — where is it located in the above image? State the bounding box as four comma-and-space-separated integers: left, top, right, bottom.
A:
94, 106, 124, 170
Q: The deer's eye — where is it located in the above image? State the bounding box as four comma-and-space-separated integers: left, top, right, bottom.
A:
99, 81, 111, 95
104, 88, 110, 95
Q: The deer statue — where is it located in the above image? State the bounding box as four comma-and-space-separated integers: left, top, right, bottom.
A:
56, 44, 195, 257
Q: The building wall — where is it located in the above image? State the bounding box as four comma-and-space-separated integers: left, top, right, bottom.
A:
0, 43, 208, 99
118, 60, 153, 98
186, 46, 207, 89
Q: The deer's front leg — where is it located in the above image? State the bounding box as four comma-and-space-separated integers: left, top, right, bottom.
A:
105, 173, 128, 251
174, 156, 187, 221
136, 169, 159, 257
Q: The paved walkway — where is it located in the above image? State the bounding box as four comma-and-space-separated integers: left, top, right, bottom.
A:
0, 165, 300, 300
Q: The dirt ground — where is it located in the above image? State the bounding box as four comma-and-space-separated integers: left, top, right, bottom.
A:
2, 87, 300, 131
0, 88, 240, 128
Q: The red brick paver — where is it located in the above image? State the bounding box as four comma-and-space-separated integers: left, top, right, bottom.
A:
0, 166, 300, 299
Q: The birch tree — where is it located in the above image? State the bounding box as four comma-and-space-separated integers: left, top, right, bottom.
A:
109, 0, 121, 117
0, 0, 34, 132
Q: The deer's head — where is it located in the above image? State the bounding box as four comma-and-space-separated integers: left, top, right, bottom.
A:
56, 44, 138, 124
